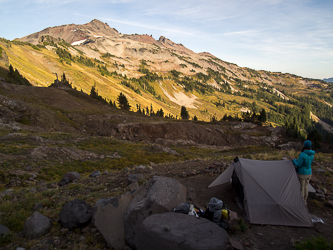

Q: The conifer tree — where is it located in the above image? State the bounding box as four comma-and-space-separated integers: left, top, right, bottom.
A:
117, 92, 131, 110
259, 108, 267, 124
180, 106, 189, 120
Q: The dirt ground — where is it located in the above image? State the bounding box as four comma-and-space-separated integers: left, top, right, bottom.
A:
180, 175, 333, 250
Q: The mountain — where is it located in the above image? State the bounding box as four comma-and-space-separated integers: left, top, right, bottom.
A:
1, 19, 333, 250
323, 77, 333, 83
0, 19, 333, 140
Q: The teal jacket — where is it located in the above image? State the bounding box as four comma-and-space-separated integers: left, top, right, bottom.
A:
292, 150, 315, 175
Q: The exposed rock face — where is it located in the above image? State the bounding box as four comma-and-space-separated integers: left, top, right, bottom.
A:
93, 193, 134, 250
135, 212, 229, 250
19, 19, 120, 45
124, 176, 187, 248
59, 199, 93, 229
23, 212, 52, 239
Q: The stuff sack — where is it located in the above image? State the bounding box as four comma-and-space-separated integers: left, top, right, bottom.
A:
174, 203, 190, 214
174, 203, 199, 217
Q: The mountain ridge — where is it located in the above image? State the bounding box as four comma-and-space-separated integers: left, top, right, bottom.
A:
1, 19, 332, 141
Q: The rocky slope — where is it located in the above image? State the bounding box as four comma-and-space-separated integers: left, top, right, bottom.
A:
0, 80, 333, 250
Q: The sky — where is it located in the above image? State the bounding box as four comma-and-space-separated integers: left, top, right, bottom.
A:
1, 0, 332, 79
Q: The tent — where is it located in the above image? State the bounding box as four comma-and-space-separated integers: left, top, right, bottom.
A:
209, 157, 314, 227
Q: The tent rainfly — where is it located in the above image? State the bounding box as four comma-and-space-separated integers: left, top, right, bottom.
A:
209, 157, 314, 227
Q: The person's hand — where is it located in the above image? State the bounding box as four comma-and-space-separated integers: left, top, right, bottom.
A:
291, 157, 295, 160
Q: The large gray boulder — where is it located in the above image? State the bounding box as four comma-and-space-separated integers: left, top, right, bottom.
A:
23, 212, 52, 239
124, 176, 187, 248
93, 193, 134, 250
135, 213, 229, 250
59, 199, 93, 229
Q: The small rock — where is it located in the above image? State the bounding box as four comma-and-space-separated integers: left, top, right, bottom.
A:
60, 228, 69, 234
187, 169, 196, 176
38, 187, 48, 192
0, 189, 14, 197
128, 174, 144, 185
90, 228, 98, 233
322, 188, 327, 195
89, 171, 101, 178
32, 174, 37, 178
58, 177, 70, 187
181, 172, 187, 178
135, 165, 146, 170
63, 171, 81, 181
79, 236, 86, 242
229, 237, 244, 250
25, 166, 33, 171
0, 224, 10, 235
129, 182, 139, 191
103, 170, 109, 174
33, 203, 43, 211
112, 152, 121, 158
53, 237, 60, 245
256, 233, 263, 237
315, 168, 325, 173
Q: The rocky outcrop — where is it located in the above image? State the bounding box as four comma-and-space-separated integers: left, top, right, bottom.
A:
135, 212, 229, 250
124, 176, 187, 248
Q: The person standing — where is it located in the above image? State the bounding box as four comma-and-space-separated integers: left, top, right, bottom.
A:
292, 140, 315, 205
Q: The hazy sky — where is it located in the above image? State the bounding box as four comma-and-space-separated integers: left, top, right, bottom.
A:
1, 0, 332, 79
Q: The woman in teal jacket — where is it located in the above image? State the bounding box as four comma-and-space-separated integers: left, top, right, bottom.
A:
292, 140, 315, 205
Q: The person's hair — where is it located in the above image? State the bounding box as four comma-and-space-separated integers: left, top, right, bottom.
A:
301, 146, 311, 152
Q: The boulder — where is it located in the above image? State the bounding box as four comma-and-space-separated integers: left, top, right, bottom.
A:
0, 224, 10, 235
58, 172, 81, 187
124, 176, 187, 248
0, 189, 14, 198
89, 171, 101, 178
59, 199, 93, 229
63, 172, 81, 181
58, 176, 70, 187
93, 193, 134, 250
23, 212, 52, 239
128, 174, 144, 185
135, 213, 229, 250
